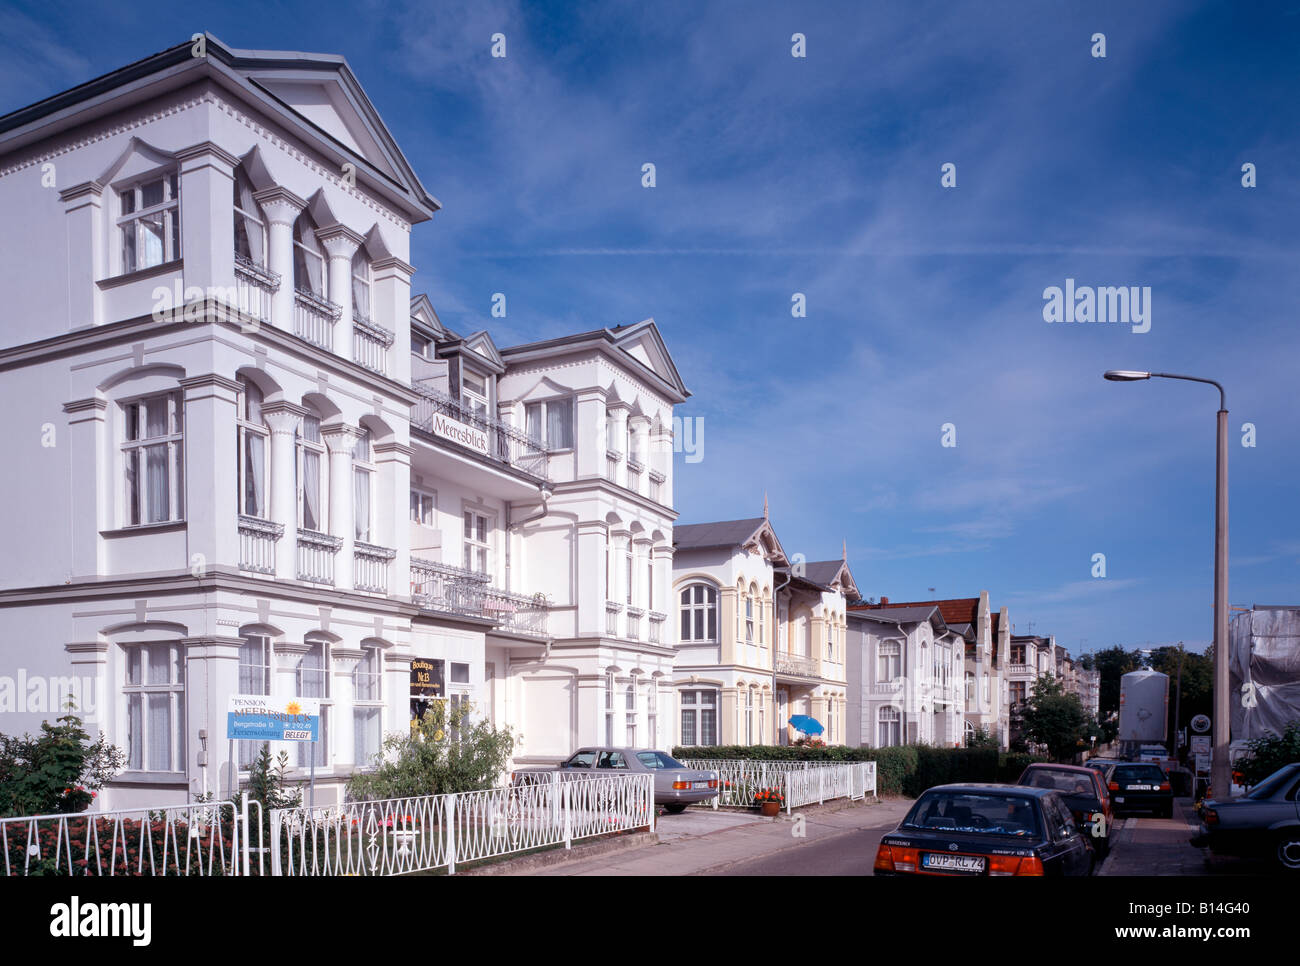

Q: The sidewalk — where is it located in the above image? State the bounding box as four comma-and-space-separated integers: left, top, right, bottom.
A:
1099, 797, 1209, 876
476, 796, 915, 876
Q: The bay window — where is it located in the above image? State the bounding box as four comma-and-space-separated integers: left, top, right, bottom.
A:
122, 391, 184, 525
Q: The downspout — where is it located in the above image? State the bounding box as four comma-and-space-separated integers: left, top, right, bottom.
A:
773, 566, 792, 741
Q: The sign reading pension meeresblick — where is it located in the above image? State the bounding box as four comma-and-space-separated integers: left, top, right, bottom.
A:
226, 694, 320, 742
430, 412, 490, 456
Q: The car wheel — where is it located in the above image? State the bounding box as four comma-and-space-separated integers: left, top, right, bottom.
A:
663, 803, 687, 815
1276, 833, 1300, 873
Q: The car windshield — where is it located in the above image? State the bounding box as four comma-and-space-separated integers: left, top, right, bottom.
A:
1244, 764, 1300, 800
903, 792, 1040, 837
1113, 765, 1165, 783
1023, 770, 1096, 796
636, 751, 685, 769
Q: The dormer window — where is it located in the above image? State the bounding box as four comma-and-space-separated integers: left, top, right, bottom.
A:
118, 172, 179, 273
462, 370, 489, 421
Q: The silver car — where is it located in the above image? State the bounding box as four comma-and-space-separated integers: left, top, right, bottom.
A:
515, 747, 719, 813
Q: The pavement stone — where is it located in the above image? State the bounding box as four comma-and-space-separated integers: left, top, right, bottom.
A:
1099, 796, 1210, 876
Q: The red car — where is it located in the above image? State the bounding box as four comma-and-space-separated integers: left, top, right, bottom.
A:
1017, 763, 1113, 857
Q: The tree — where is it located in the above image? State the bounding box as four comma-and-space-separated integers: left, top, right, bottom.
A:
965, 726, 998, 750
347, 700, 516, 801
0, 709, 126, 817
1149, 644, 1212, 744
1019, 675, 1090, 762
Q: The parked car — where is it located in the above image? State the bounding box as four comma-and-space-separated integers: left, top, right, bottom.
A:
1107, 762, 1174, 818
1016, 763, 1113, 858
1084, 757, 1123, 776
874, 784, 1095, 877
512, 747, 719, 813
1191, 762, 1300, 873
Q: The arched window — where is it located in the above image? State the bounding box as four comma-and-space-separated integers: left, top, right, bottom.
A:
878, 705, 901, 747
745, 583, 756, 643
758, 591, 766, 646
744, 687, 754, 744
235, 377, 267, 519
353, 643, 383, 767
679, 584, 717, 643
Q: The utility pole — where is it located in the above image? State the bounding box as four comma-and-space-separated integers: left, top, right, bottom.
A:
1172, 642, 1184, 761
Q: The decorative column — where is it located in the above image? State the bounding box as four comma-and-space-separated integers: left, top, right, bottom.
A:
253, 187, 306, 334
628, 415, 650, 496
322, 424, 363, 590
318, 225, 363, 334
262, 402, 305, 581
606, 399, 630, 488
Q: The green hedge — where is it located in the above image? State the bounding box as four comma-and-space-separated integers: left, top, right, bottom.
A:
671, 745, 1046, 797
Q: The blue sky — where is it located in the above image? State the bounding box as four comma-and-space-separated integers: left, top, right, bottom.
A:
4, 0, 1298, 658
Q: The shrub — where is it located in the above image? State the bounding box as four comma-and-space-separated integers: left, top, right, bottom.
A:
1237, 720, 1300, 787
0, 709, 125, 817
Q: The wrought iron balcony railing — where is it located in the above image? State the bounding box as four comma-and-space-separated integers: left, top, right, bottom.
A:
411, 382, 549, 484
294, 288, 341, 351
775, 653, 822, 679
410, 560, 549, 638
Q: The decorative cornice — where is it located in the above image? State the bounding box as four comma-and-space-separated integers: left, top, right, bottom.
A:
174, 140, 242, 169
64, 641, 109, 654
62, 396, 108, 415
371, 255, 415, 277
58, 180, 104, 203
178, 373, 243, 394
253, 184, 308, 224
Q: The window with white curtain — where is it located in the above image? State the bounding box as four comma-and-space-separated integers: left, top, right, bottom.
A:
625, 680, 637, 747
680, 689, 717, 747
238, 635, 271, 769
605, 671, 616, 745
297, 641, 329, 768
679, 584, 717, 642
124, 643, 183, 771
410, 488, 436, 526
461, 369, 489, 421
118, 172, 179, 273
353, 644, 382, 768
745, 688, 754, 744
524, 398, 574, 451
236, 378, 268, 519
745, 586, 756, 643
233, 167, 265, 267
625, 540, 633, 606
296, 410, 325, 532
351, 249, 371, 323
352, 429, 373, 543
878, 705, 901, 747
878, 640, 901, 681
292, 213, 327, 297
122, 392, 184, 526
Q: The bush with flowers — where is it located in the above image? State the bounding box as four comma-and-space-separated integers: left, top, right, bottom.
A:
0, 708, 125, 818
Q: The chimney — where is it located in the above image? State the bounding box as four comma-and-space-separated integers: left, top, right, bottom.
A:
880, 596, 889, 605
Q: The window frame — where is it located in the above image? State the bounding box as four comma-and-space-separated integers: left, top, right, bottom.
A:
353, 429, 374, 543
117, 171, 180, 275
237, 635, 272, 771
296, 639, 331, 769
462, 507, 492, 575
235, 378, 269, 520
296, 410, 327, 533
121, 390, 185, 527
680, 687, 718, 747
122, 642, 184, 773
524, 397, 575, 452
679, 583, 718, 643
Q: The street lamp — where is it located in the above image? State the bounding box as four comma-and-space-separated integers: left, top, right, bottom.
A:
1102, 370, 1230, 799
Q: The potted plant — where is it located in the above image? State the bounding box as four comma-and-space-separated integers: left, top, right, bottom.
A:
754, 787, 784, 817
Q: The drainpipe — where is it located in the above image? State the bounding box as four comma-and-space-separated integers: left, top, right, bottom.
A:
773, 567, 793, 743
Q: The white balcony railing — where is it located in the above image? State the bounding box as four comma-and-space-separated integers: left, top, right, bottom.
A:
1007, 663, 1034, 677
297, 528, 343, 585
411, 558, 490, 614
605, 601, 623, 637
871, 680, 904, 696
234, 255, 279, 325
293, 289, 341, 351
412, 382, 550, 484
354, 541, 396, 593
775, 653, 821, 679
481, 588, 551, 639
647, 611, 667, 644
352, 314, 394, 375
237, 515, 283, 574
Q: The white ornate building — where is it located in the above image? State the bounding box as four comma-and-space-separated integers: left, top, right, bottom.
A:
0, 36, 688, 807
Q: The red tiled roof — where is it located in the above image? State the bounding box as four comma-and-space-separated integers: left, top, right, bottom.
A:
851, 597, 980, 625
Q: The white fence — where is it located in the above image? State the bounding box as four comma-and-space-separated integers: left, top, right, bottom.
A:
680, 759, 876, 812
270, 773, 653, 876
0, 800, 250, 876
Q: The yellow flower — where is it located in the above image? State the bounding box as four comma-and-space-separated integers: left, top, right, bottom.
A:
434, 729, 445, 742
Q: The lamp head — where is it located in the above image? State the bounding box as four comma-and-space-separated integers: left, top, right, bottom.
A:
1103, 370, 1152, 382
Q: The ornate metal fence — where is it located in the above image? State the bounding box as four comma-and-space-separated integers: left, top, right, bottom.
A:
0, 800, 246, 876
680, 759, 876, 813
269, 773, 653, 876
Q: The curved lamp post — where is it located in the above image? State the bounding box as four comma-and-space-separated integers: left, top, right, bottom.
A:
1103, 370, 1229, 799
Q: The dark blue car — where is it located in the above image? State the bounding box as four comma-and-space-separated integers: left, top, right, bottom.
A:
874, 783, 1096, 877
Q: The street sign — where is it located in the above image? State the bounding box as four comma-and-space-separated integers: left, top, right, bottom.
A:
1190, 735, 1211, 757
1190, 713, 1211, 733
1194, 753, 1211, 774
226, 694, 320, 741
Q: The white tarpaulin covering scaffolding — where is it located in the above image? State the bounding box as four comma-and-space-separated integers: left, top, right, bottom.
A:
1229, 607, 1300, 741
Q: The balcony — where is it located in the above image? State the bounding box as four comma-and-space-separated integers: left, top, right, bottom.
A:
293, 288, 341, 351
237, 515, 282, 574
297, 528, 343, 585
605, 601, 623, 637
354, 541, 396, 593
410, 559, 550, 638
871, 680, 904, 696
412, 383, 549, 484
626, 606, 644, 641
234, 255, 279, 325
775, 653, 822, 680
352, 313, 394, 375
1006, 663, 1034, 677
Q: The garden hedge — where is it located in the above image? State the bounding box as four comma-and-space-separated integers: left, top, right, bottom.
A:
671, 745, 1046, 797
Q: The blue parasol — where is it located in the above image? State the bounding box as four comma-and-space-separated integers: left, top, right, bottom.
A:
788, 714, 824, 735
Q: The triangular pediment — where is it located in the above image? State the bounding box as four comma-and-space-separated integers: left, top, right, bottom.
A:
609, 319, 688, 398
741, 519, 789, 567
98, 137, 176, 188
515, 375, 571, 403
462, 330, 504, 370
